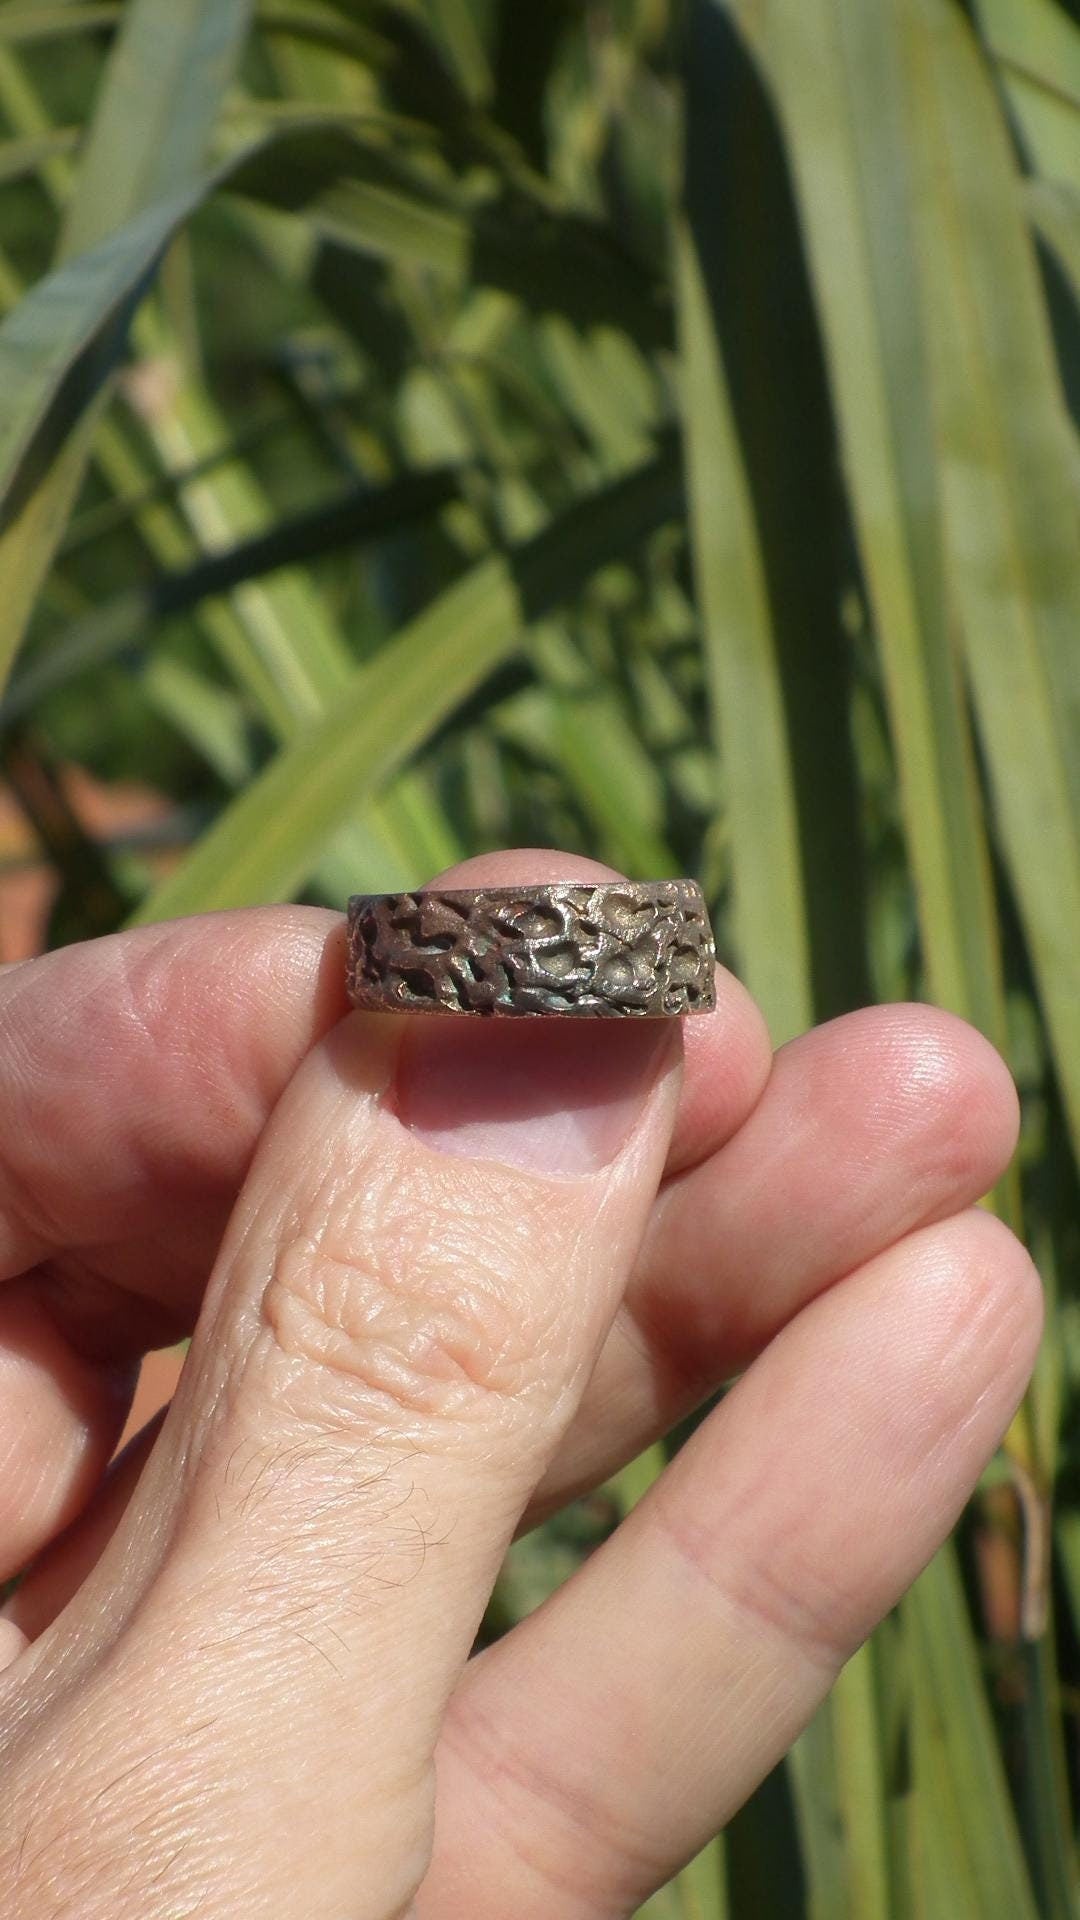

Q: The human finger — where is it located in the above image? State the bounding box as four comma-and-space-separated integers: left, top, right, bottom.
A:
0, 865, 682, 1920
529, 1000, 1020, 1514
424, 1210, 1042, 1918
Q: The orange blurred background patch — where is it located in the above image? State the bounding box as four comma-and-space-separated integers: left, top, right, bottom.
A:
1, 764, 188, 1447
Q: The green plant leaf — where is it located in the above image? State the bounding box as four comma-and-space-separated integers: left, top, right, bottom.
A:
0, 127, 79, 184
1027, 177, 1080, 314
0, 466, 463, 725
0, 0, 253, 699
977, 0, 1080, 192
59, 0, 254, 262
724, 0, 1005, 1043
908, 0, 1080, 1168
257, 2, 399, 72
830, 1649, 890, 1920
680, 0, 869, 1046
905, 1548, 1041, 1920
419, 0, 492, 104
0, 186, 200, 525
0, 6, 121, 45
141, 653, 254, 787
676, 215, 811, 1042
227, 124, 671, 344
0, 1, 259, 526
130, 445, 680, 919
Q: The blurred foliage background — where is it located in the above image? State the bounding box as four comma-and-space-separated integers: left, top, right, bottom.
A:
1, 0, 1080, 1912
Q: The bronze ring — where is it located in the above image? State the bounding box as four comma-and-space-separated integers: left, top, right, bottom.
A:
345, 880, 717, 1019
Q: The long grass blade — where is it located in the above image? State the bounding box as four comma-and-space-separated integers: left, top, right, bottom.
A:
131, 446, 679, 919
680, 10, 874, 1904
0, 468, 462, 725
59, 0, 253, 262
0, 189, 198, 518
0, 0, 251, 696
829, 1648, 890, 1920
141, 655, 254, 787
675, 218, 810, 1043
680, 1, 868, 1046
0, 6, 121, 44
907, 0, 1080, 1165
977, 0, 1080, 192
905, 1549, 1040, 1920
727, 0, 1005, 1043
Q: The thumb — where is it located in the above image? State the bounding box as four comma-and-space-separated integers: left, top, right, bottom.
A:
7, 868, 682, 1920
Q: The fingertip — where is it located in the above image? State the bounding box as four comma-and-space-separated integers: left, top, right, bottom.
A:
787, 1002, 1022, 1206
926, 1205, 1044, 1395
880, 1002, 1020, 1183
673, 971, 773, 1172
0, 1617, 29, 1668
421, 847, 626, 890
826, 1207, 1044, 1494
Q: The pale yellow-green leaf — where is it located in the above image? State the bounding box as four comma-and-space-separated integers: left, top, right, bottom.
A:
907, 0, 1080, 1166
675, 217, 812, 1043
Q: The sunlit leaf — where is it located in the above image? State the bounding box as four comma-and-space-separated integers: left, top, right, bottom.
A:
131, 446, 679, 918
0, 0, 253, 696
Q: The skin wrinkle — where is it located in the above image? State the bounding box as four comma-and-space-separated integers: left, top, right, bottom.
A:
440, 1686, 665, 1919
895, 1223, 1043, 1496
257, 1225, 543, 1425
648, 1471, 850, 1677
244, 1103, 589, 1436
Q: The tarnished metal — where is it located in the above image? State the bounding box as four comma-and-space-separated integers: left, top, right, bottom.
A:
346, 881, 716, 1018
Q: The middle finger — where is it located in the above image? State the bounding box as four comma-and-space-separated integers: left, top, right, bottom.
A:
528, 997, 1019, 1516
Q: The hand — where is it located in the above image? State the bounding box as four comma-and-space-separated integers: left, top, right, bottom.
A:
0, 851, 1039, 1918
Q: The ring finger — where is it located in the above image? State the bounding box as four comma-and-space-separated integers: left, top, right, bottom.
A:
423, 1209, 1042, 1918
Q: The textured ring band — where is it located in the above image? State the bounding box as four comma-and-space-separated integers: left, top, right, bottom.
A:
345, 880, 716, 1019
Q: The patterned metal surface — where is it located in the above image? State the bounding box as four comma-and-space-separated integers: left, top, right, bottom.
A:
346, 881, 716, 1017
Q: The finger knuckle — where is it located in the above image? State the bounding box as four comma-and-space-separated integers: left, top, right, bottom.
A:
254, 1166, 558, 1432
444, 1693, 668, 1916
654, 1490, 853, 1672
925, 1208, 1044, 1386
